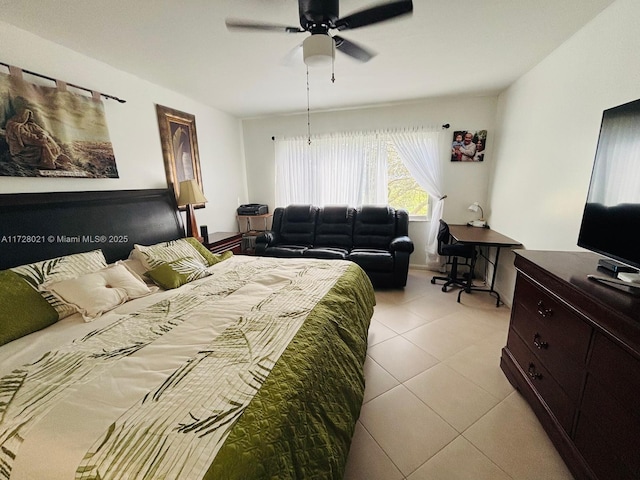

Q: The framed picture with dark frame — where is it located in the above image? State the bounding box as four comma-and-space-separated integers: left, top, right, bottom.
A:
155, 104, 204, 208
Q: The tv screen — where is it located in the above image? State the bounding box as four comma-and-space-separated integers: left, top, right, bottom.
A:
578, 98, 640, 271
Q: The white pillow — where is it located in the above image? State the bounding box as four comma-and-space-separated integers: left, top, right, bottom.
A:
43, 264, 152, 321
116, 259, 157, 287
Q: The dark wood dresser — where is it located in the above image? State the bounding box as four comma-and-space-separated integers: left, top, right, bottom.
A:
500, 250, 640, 480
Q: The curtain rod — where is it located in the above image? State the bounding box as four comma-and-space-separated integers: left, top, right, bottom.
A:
272, 124, 451, 140
0, 61, 126, 103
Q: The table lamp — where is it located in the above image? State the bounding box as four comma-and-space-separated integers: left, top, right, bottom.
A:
177, 179, 207, 240
468, 202, 486, 227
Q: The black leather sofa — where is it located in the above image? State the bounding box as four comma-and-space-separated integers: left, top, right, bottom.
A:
255, 204, 414, 288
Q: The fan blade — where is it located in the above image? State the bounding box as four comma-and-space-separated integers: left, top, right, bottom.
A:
333, 35, 376, 62
225, 18, 304, 33
334, 0, 413, 31
281, 43, 303, 66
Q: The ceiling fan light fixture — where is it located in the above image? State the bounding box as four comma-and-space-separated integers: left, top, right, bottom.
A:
303, 34, 334, 67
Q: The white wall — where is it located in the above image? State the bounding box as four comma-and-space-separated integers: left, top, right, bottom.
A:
242, 96, 498, 266
10, 0, 636, 300
0, 21, 247, 233
489, 0, 640, 302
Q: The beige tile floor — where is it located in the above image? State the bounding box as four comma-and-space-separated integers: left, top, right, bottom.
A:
343, 269, 575, 480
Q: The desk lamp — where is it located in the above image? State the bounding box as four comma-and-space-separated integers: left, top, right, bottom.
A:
468, 202, 486, 227
177, 179, 207, 240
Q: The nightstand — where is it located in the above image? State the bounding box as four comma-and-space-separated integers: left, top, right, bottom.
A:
202, 232, 243, 254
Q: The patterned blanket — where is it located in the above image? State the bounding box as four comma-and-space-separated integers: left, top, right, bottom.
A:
0, 256, 375, 480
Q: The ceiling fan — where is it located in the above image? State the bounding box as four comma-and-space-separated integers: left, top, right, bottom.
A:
225, 0, 413, 65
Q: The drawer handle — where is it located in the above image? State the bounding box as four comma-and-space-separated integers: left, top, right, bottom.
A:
528, 363, 542, 380
533, 333, 548, 350
536, 301, 553, 318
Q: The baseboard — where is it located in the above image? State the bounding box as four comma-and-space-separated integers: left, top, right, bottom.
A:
409, 264, 431, 271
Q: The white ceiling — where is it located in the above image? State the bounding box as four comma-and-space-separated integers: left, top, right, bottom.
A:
0, 0, 616, 118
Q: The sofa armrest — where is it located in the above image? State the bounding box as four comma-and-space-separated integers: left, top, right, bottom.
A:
256, 231, 277, 246
255, 231, 277, 256
390, 235, 414, 254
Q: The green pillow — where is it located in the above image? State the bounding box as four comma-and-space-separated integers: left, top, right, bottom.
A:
185, 237, 234, 266
0, 269, 58, 346
147, 257, 211, 290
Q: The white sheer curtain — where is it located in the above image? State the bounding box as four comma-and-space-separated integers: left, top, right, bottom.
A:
389, 129, 444, 267
275, 133, 388, 207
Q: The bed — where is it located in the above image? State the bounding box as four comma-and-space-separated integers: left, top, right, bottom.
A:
0, 189, 375, 480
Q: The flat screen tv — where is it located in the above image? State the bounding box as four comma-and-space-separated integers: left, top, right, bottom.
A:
577, 98, 640, 273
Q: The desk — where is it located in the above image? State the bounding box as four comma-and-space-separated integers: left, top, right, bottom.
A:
448, 225, 521, 306
237, 213, 272, 233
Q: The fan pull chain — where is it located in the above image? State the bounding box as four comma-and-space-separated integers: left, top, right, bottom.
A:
331, 46, 335, 83
306, 66, 311, 145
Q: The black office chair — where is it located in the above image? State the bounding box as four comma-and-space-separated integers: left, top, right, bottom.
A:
431, 220, 477, 292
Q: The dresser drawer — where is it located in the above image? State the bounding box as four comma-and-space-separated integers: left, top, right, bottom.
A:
507, 329, 575, 433
511, 302, 586, 401
512, 275, 592, 366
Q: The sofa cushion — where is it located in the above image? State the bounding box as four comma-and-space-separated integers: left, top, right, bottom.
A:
348, 249, 394, 272
314, 206, 354, 250
303, 247, 349, 260
279, 205, 318, 246
353, 206, 396, 250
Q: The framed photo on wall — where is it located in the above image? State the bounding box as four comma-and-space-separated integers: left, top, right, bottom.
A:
155, 104, 204, 208
451, 130, 487, 162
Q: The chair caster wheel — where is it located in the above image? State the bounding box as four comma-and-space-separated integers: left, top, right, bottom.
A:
431, 279, 436, 284
442, 286, 448, 292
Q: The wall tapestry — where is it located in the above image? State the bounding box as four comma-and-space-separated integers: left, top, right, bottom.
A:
451, 129, 487, 162
0, 71, 118, 178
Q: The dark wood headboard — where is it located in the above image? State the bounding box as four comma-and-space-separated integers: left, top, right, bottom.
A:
0, 189, 184, 270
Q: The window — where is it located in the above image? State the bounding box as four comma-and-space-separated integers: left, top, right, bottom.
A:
275, 131, 430, 218
387, 143, 429, 217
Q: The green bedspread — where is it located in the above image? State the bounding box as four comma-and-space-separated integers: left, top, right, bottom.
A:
0, 256, 375, 480
207, 263, 375, 479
